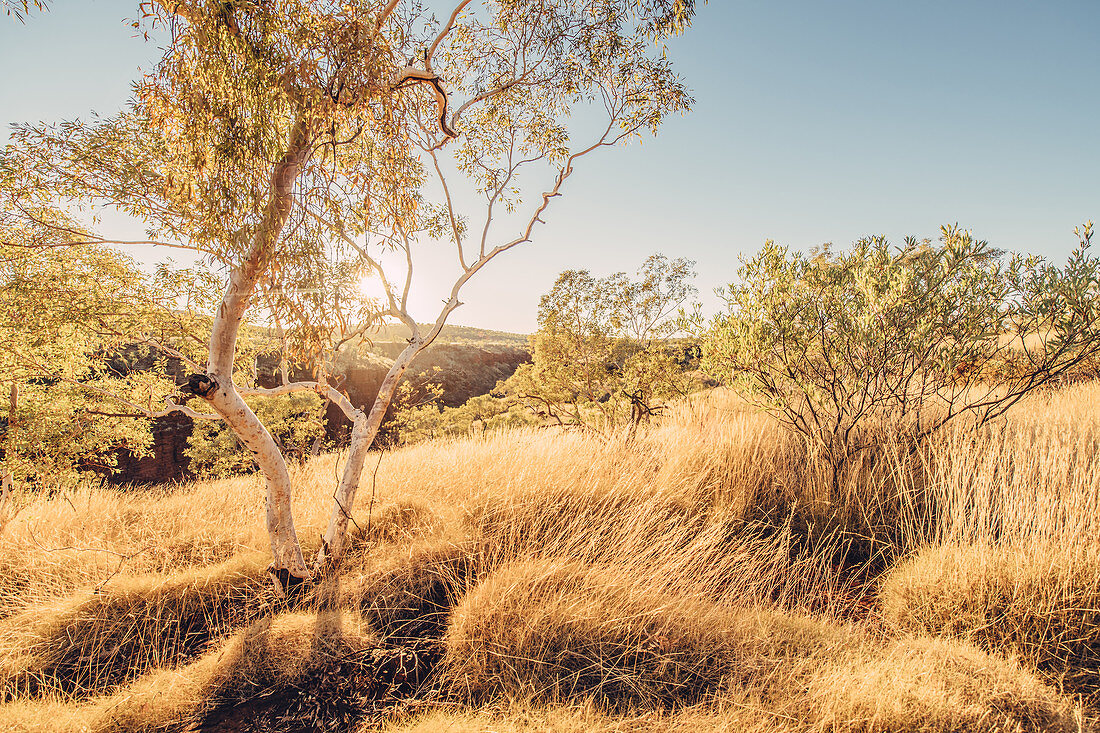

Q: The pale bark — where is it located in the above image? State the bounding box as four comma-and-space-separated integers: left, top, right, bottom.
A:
199, 119, 313, 580
315, 297, 459, 565
317, 339, 418, 563
0, 473, 9, 518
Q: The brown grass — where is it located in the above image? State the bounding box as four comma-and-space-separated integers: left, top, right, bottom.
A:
880, 542, 1100, 700
0, 610, 380, 733
0, 383, 1098, 730
440, 558, 1082, 731
0, 551, 271, 700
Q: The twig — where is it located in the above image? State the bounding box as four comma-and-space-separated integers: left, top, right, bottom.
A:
27, 528, 152, 560
26, 529, 154, 591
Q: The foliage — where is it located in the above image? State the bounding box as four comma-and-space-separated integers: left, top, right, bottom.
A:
0, 242, 176, 487
503, 254, 700, 433
698, 224, 1100, 471
0, 142, 296, 488
2, 0, 45, 23
382, 363, 538, 446
2, 0, 701, 575
186, 392, 326, 478
388, 392, 539, 446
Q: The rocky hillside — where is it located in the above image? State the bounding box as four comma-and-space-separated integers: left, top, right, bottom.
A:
112, 327, 530, 484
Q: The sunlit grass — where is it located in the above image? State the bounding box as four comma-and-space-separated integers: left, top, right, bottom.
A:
0, 382, 1098, 730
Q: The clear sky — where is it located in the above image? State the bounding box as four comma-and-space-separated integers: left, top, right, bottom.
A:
3, 0, 1098, 333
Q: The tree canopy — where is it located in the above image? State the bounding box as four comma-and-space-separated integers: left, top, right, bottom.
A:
505, 254, 699, 433
1, 0, 701, 583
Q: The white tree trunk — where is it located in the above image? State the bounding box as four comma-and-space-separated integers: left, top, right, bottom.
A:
317, 340, 420, 564
198, 119, 312, 581
208, 384, 309, 578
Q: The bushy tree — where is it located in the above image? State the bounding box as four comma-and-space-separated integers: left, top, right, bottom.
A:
698, 224, 1100, 476
0, 180, 294, 490
0, 241, 177, 489
505, 254, 700, 434
3, 0, 700, 584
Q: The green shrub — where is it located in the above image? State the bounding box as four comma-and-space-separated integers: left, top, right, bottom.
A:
697, 224, 1100, 476
185, 392, 326, 477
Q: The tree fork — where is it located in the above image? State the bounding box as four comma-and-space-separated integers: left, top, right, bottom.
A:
315, 338, 423, 568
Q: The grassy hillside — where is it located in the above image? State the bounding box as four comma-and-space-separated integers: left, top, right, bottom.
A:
1, 385, 1098, 731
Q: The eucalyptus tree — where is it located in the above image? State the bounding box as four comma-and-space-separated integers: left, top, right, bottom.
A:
3, 0, 699, 586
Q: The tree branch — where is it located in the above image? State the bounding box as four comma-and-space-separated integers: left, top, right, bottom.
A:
240, 381, 363, 423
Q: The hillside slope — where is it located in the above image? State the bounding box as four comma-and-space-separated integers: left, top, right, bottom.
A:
1, 385, 1098, 730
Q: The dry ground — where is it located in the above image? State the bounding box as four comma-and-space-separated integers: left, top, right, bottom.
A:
1, 385, 1098, 731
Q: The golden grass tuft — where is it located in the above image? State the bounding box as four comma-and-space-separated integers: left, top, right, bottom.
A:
441, 558, 849, 707
345, 536, 484, 642
808, 635, 1085, 733
0, 610, 380, 733
880, 541, 1100, 700
440, 558, 1084, 731
0, 551, 271, 700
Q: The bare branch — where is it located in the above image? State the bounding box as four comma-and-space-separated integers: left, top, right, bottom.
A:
429, 148, 468, 270
392, 68, 458, 141
426, 0, 473, 68
241, 381, 363, 423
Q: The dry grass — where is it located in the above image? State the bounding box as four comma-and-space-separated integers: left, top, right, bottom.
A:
440, 557, 851, 707
0, 383, 1098, 730
378, 701, 796, 733
0, 610, 381, 733
0, 551, 271, 701
880, 542, 1100, 700
438, 557, 1082, 732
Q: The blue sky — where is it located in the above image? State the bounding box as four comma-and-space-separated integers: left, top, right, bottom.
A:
3, 0, 1098, 332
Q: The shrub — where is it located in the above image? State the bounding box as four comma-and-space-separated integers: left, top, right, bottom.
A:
697, 224, 1100, 478
185, 392, 326, 477
502, 255, 701, 435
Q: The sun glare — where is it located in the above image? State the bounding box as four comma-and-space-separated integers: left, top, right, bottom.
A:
357, 275, 387, 304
